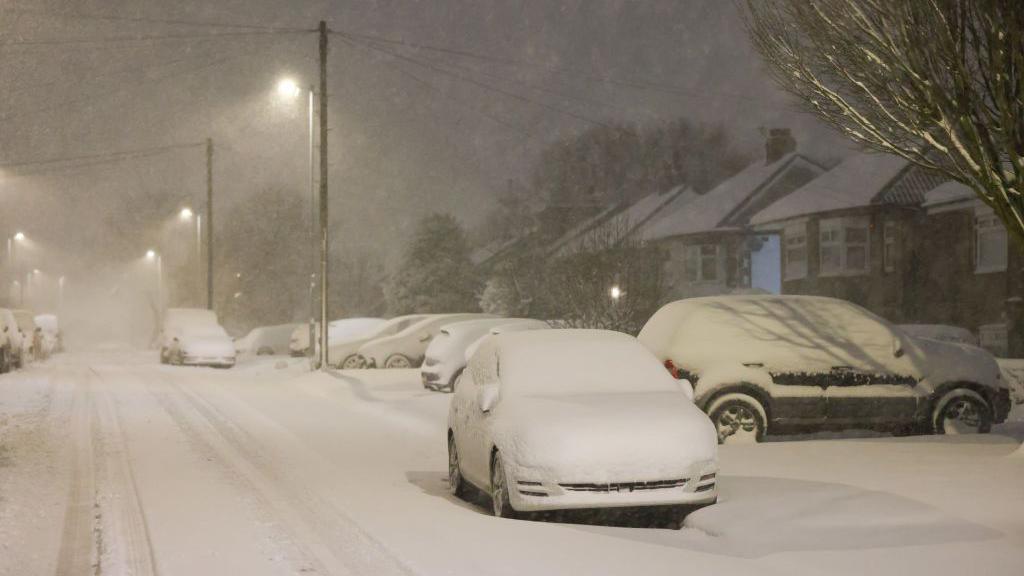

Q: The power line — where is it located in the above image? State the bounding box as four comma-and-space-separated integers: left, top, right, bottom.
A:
2, 6, 311, 32
0, 142, 202, 170
337, 32, 613, 129
0, 29, 308, 48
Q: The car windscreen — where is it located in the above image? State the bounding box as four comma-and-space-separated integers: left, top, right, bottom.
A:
500, 335, 677, 397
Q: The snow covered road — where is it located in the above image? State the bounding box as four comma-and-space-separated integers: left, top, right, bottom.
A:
2, 351, 1023, 576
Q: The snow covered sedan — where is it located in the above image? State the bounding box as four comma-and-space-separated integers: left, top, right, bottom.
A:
461, 318, 553, 367
328, 315, 429, 369
288, 317, 386, 357
357, 313, 496, 369
160, 308, 236, 368
0, 308, 26, 370
421, 318, 535, 391
638, 295, 1012, 444
447, 330, 718, 524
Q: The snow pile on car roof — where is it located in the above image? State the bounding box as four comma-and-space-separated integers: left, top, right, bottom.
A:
496, 329, 678, 396
638, 295, 904, 375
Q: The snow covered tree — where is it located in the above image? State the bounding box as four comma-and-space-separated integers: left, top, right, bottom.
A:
744, 0, 1024, 245
385, 213, 482, 314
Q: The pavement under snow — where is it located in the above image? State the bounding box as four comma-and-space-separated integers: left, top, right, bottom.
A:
1, 351, 1022, 576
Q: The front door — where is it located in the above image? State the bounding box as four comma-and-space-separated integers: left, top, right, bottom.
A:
825, 366, 920, 428
768, 370, 828, 428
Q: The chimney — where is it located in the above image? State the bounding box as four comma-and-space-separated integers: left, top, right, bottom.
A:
765, 128, 796, 164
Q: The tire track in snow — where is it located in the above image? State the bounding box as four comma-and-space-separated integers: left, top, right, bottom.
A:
154, 368, 416, 576
53, 369, 97, 576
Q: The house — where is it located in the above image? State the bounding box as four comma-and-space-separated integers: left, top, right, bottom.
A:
749, 150, 1022, 357
911, 182, 1022, 356
631, 129, 826, 300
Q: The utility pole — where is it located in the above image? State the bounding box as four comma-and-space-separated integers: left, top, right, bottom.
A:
318, 20, 330, 370
206, 137, 214, 311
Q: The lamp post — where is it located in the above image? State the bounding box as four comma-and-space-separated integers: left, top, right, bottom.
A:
179, 207, 203, 306
7, 232, 26, 306
146, 249, 163, 321
277, 77, 320, 370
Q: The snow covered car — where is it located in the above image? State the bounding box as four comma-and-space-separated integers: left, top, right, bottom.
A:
421, 318, 530, 391
357, 313, 497, 369
0, 308, 26, 370
638, 295, 1012, 443
11, 309, 37, 363
448, 330, 718, 523
236, 323, 301, 356
34, 314, 62, 356
160, 308, 236, 368
289, 317, 387, 357
897, 324, 979, 347
329, 315, 430, 369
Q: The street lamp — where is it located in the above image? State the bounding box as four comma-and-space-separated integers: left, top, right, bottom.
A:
177, 206, 203, 305
276, 75, 321, 369
145, 250, 163, 318
7, 232, 27, 306
13, 232, 24, 242
610, 285, 623, 301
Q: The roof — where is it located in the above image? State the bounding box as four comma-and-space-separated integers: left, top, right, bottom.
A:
551, 186, 691, 255
751, 152, 909, 225
922, 181, 975, 211
638, 153, 820, 240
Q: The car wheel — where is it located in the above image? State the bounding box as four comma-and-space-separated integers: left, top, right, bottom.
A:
708, 393, 766, 444
490, 451, 518, 519
384, 354, 412, 369
341, 354, 362, 369
933, 389, 992, 435
447, 368, 464, 393
256, 345, 274, 356
448, 434, 466, 498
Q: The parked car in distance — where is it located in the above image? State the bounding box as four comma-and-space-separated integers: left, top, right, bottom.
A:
288, 317, 387, 357
11, 310, 37, 363
357, 313, 497, 369
638, 295, 1012, 444
448, 329, 717, 525
330, 315, 430, 369
0, 308, 25, 370
462, 319, 553, 365
160, 308, 236, 368
236, 323, 301, 356
898, 324, 979, 347
421, 318, 532, 391
34, 314, 62, 356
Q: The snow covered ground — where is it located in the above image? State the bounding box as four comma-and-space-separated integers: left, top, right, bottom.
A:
1, 350, 1022, 576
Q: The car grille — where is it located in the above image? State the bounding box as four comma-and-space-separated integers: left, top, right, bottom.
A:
559, 479, 689, 493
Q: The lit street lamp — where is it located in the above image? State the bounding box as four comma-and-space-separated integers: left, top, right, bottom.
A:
145, 250, 163, 320
178, 206, 203, 305
276, 76, 321, 369
610, 285, 623, 301
7, 232, 27, 306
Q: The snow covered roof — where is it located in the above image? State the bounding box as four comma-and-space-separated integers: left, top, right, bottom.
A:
637, 153, 821, 240
551, 186, 691, 255
922, 181, 976, 212
751, 152, 910, 225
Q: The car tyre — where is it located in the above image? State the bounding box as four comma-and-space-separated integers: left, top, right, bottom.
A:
932, 389, 992, 435
341, 354, 362, 369
384, 354, 412, 369
448, 434, 467, 498
707, 393, 766, 444
490, 451, 519, 519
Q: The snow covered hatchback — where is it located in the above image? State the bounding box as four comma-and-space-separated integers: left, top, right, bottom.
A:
638, 295, 1012, 443
447, 330, 718, 524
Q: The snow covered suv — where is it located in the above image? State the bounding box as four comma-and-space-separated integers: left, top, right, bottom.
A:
638, 295, 1012, 443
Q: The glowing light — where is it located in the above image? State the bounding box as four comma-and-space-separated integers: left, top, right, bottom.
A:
609, 285, 622, 300
13, 232, 25, 241
179, 207, 194, 221
145, 250, 157, 260
277, 78, 301, 99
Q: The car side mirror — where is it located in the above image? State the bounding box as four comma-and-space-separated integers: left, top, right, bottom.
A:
418, 332, 431, 343
478, 384, 500, 413
893, 335, 905, 358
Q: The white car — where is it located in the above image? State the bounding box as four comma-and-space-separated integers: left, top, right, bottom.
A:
0, 308, 26, 370
236, 323, 301, 356
11, 309, 36, 364
897, 324, 979, 347
421, 318, 532, 391
447, 330, 718, 524
288, 317, 387, 357
357, 313, 497, 369
34, 314, 61, 356
160, 308, 236, 368
462, 319, 553, 365
638, 295, 1012, 443
330, 315, 430, 369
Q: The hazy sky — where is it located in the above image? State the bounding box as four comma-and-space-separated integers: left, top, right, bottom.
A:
0, 0, 850, 278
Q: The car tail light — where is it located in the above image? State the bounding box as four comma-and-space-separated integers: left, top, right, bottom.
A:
664, 359, 682, 379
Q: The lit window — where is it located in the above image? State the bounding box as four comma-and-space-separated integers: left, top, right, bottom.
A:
784, 224, 807, 280
819, 216, 870, 276
685, 244, 720, 283
975, 213, 1008, 273
883, 220, 897, 273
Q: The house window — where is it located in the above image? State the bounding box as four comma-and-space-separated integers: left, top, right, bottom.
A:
784, 224, 807, 280
975, 212, 1008, 273
883, 220, 897, 273
685, 244, 720, 283
819, 216, 870, 276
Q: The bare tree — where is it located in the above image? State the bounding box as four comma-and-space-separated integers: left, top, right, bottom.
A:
743, 1, 1024, 245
